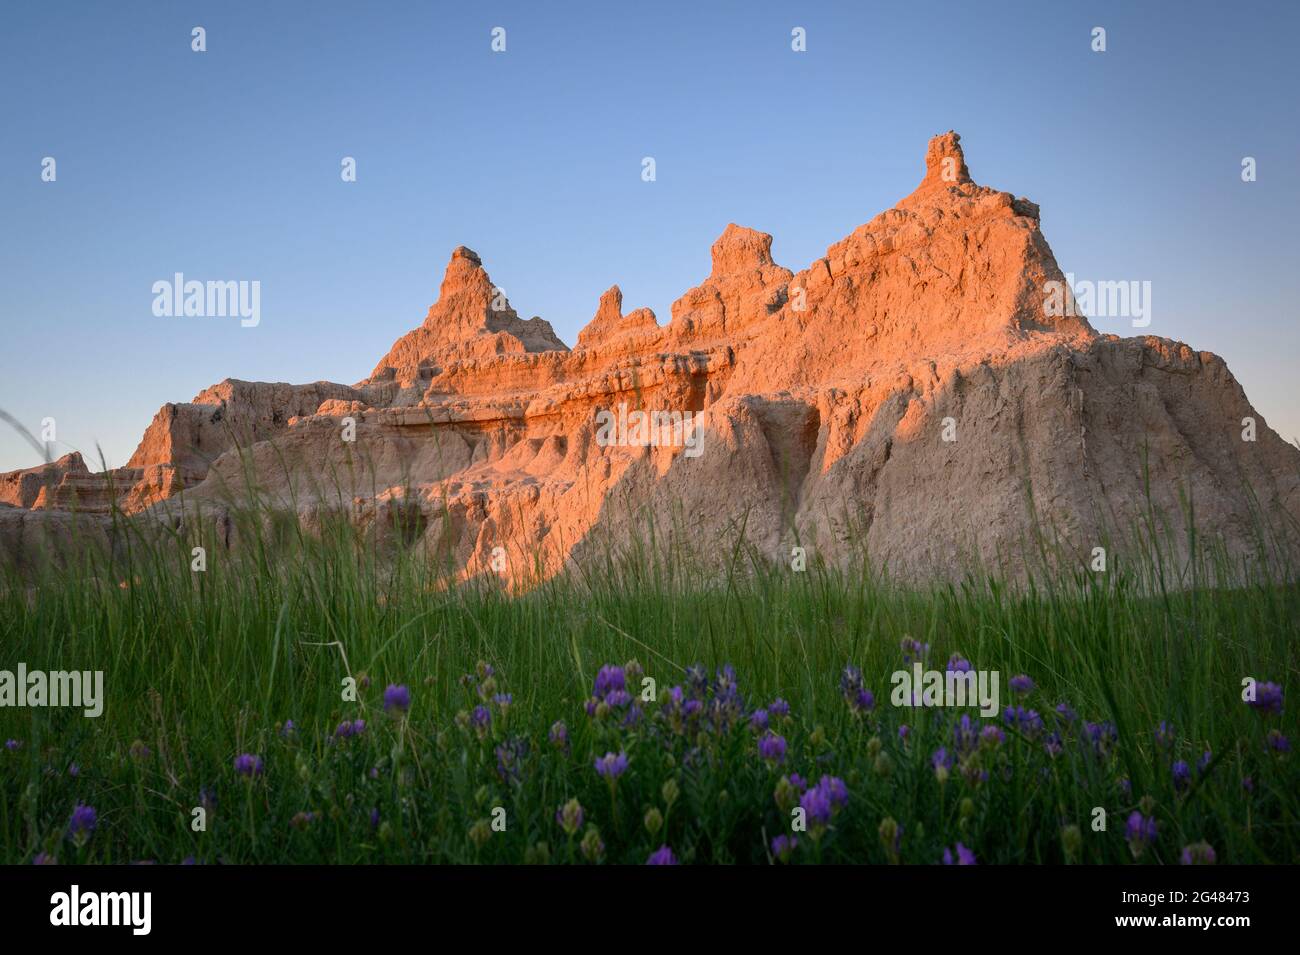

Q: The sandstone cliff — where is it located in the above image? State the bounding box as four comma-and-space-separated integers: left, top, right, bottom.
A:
4, 133, 1297, 586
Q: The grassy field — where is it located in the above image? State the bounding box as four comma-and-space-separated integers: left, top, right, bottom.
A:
1, 504, 1296, 865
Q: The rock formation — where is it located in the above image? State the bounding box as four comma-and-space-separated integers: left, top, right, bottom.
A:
4, 132, 1298, 586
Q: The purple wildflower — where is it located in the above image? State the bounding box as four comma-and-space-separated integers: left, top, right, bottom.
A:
1008, 674, 1035, 694
1125, 812, 1158, 857
645, 845, 678, 865
594, 665, 626, 700
946, 654, 972, 673
383, 684, 411, 713
556, 798, 584, 836
1181, 841, 1216, 865
771, 834, 798, 863
233, 753, 264, 777
1155, 721, 1176, 749
548, 720, 569, 750
799, 775, 848, 828
1172, 760, 1191, 791
67, 803, 98, 842
1247, 682, 1283, 715
941, 842, 977, 865
1055, 702, 1077, 723
495, 737, 529, 784
1266, 729, 1291, 753
901, 636, 930, 663
769, 698, 790, 719
749, 709, 769, 732
594, 751, 629, 780
470, 705, 491, 734
758, 732, 787, 765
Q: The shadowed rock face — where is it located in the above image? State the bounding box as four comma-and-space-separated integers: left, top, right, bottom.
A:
4, 132, 1298, 585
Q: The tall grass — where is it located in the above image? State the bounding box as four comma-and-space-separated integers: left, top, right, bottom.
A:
0, 482, 1296, 864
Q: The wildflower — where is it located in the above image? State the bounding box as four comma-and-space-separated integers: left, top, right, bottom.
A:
1125, 811, 1158, 858
953, 715, 980, 754
233, 753, 264, 777
128, 739, 151, 761
979, 725, 1006, 749
898, 724, 910, 741
1155, 721, 1176, 749
773, 775, 802, 813
199, 786, 217, 812
769, 698, 790, 720
1247, 682, 1283, 715
1197, 749, 1213, 774
290, 811, 317, 831
932, 747, 953, 772
594, 751, 629, 779
946, 654, 972, 673
593, 665, 626, 702
771, 834, 798, 863
749, 709, 769, 732
369, 808, 380, 829
901, 636, 929, 663
1172, 760, 1191, 792
1266, 729, 1291, 753
758, 732, 787, 766
684, 664, 709, 699
32, 852, 56, 865
941, 843, 976, 865
840, 664, 863, 692
67, 803, 97, 845
1008, 674, 1035, 694
1055, 702, 1077, 723
279, 720, 296, 738
548, 720, 569, 751
1002, 706, 1043, 738
1043, 731, 1063, 757
1180, 841, 1216, 865
799, 775, 848, 835
383, 684, 411, 713
4, 739, 21, 752
334, 719, 366, 739
493, 693, 513, 715
556, 798, 585, 836
1084, 720, 1117, 757
470, 705, 491, 737
580, 826, 605, 863
646, 845, 677, 865
495, 737, 529, 784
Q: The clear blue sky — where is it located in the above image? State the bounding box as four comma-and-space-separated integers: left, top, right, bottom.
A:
1, 0, 1297, 471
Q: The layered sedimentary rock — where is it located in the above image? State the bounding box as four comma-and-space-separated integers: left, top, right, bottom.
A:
4, 132, 1297, 585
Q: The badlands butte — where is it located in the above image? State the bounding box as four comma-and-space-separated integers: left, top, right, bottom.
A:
3, 132, 1299, 586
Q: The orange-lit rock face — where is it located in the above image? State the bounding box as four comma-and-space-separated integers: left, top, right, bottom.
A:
4, 132, 1298, 586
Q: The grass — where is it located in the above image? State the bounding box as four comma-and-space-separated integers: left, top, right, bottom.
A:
0, 495, 1296, 865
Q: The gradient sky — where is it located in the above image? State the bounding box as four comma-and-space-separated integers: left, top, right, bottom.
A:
1, 0, 1297, 472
